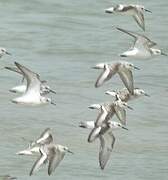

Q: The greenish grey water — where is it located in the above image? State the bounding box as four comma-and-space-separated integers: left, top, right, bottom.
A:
0, 0, 168, 179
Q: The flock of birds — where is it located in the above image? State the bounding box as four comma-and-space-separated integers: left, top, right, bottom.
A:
0, 3, 167, 179
79, 3, 167, 171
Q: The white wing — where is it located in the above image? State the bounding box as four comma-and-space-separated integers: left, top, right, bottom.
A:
88, 126, 101, 143
29, 147, 47, 176
95, 106, 108, 126
115, 27, 157, 49
133, 8, 145, 31
99, 130, 115, 170
5, 66, 22, 75
15, 62, 41, 96
118, 68, 134, 95
114, 105, 126, 125
95, 65, 116, 88
48, 146, 65, 175
34, 128, 53, 145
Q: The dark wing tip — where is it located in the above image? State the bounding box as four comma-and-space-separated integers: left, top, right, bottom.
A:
14, 61, 19, 66
87, 135, 92, 143
48, 168, 52, 176
29, 170, 33, 176
99, 161, 105, 170
14, 62, 23, 70
4, 66, 10, 70
88, 131, 95, 143
95, 81, 101, 88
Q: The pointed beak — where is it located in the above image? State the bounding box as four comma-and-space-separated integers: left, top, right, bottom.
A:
134, 66, 140, 70
51, 101, 56, 106
122, 126, 128, 130
67, 150, 74, 154
49, 89, 57, 94
144, 93, 150, 97
6, 51, 11, 55
91, 66, 99, 69
161, 51, 168, 56
144, 9, 152, 13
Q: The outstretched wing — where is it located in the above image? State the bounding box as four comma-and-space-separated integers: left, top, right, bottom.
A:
95, 65, 116, 88
48, 147, 65, 175
99, 130, 115, 170
88, 126, 101, 143
118, 68, 134, 95
114, 26, 157, 49
29, 147, 47, 176
14, 62, 41, 95
34, 128, 53, 145
133, 8, 145, 31
95, 106, 108, 126
114, 105, 126, 125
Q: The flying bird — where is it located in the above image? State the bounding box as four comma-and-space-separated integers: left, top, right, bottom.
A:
93, 61, 139, 95
11, 62, 56, 106
105, 4, 152, 31
113, 26, 167, 58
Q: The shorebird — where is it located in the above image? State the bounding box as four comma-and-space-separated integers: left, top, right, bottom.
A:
5, 66, 56, 95
30, 143, 73, 176
93, 61, 139, 95
0, 47, 11, 58
16, 129, 52, 156
98, 121, 128, 169
105, 87, 150, 102
79, 120, 128, 130
29, 128, 73, 176
11, 62, 56, 106
87, 94, 132, 143
105, 4, 152, 31
114, 27, 167, 58
88, 100, 132, 131
80, 120, 128, 169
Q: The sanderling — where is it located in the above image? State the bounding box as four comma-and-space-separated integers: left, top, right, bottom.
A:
105, 4, 152, 31
29, 128, 73, 176
80, 120, 127, 169
5, 66, 56, 95
106, 87, 150, 102
114, 26, 167, 58
93, 61, 139, 95
11, 62, 56, 106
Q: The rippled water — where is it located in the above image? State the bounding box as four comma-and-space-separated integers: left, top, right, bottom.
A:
0, 0, 168, 179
